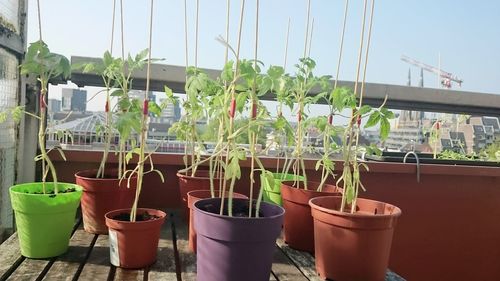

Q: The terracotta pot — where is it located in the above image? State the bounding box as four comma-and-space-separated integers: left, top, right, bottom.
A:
309, 196, 401, 281
177, 170, 223, 221
75, 169, 137, 234
280, 181, 341, 253
194, 198, 284, 281
187, 190, 248, 253
105, 208, 166, 269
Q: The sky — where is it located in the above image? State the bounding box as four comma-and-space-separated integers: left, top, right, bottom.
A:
27, 0, 500, 115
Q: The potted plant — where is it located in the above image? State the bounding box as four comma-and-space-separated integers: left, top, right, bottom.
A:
103, 45, 170, 268
6, 41, 82, 258
279, 58, 341, 253
260, 65, 303, 206
192, 25, 284, 278
73, 51, 152, 234
171, 66, 226, 221
309, 84, 401, 280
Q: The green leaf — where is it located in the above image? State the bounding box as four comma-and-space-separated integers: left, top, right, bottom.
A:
111, 89, 124, 96
358, 105, 372, 115
380, 118, 391, 140
148, 102, 162, 117
364, 111, 381, 128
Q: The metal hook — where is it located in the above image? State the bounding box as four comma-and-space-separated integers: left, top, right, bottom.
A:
403, 151, 420, 183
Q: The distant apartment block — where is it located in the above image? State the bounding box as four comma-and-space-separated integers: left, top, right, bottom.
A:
61, 88, 87, 112
47, 99, 61, 113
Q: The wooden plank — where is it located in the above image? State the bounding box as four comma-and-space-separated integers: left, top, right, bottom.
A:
172, 211, 196, 281
42, 229, 96, 281
0, 234, 23, 280
78, 235, 112, 281
147, 215, 177, 280
271, 246, 308, 281
113, 267, 143, 281
277, 237, 406, 281
7, 254, 51, 280
276, 237, 321, 281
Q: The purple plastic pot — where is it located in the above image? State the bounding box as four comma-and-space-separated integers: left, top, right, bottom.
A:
194, 197, 285, 281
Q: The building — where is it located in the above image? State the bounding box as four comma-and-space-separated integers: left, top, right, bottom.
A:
47, 99, 61, 113
154, 98, 181, 124
61, 88, 87, 112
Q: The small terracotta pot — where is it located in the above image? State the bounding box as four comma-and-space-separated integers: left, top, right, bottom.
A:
281, 181, 341, 253
309, 196, 401, 281
177, 170, 223, 221
194, 198, 284, 281
75, 169, 137, 234
105, 208, 166, 269
187, 190, 248, 253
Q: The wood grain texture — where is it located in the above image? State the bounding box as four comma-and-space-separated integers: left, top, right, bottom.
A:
78, 235, 111, 281
147, 216, 177, 281
172, 211, 196, 281
41, 229, 95, 281
5, 257, 49, 281
271, 246, 308, 281
0, 234, 22, 280
276, 236, 321, 281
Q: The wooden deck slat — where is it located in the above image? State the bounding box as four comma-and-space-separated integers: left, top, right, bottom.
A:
0, 211, 407, 281
271, 246, 308, 281
42, 229, 95, 281
113, 267, 143, 281
172, 212, 196, 281
0, 234, 23, 280
276, 237, 322, 281
147, 214, 178, 281
4, 256, 49, 281
78, 235, 112, 281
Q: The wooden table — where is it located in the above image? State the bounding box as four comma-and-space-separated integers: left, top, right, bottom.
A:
0, 210, 405, 281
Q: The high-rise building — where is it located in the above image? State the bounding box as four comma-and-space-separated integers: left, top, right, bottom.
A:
61, 88, 87, 112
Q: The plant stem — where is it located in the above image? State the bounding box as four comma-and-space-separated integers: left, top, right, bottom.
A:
39, 82, 58, 193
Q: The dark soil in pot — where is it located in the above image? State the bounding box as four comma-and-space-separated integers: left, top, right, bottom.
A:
281, 181, 341, 253
194, 198, 284, 281
111, 211, 161, 221
105, 208, 166, 269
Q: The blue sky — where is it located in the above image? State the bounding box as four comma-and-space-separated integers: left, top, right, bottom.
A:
28, 0, 500, 112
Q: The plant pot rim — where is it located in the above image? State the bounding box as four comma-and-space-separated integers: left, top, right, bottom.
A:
75, 169, 135, 181
105, 208, 167, 224
309, 196, 402, 219
187, 189, 247, 197
10, 182, 83, 196
194, 197, 285, 221
281, 180, 340, 192
176, 170, 223, 180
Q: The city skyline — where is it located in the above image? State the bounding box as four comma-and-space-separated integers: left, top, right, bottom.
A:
30, 0, 499, 100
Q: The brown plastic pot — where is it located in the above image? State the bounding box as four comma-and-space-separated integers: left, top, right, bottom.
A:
187, 190, 248, 253
309, 196, 401, 281
105, 208, 166, 269
280, 181, 341, 253
177, 170, 223, 221
75, 169, 137, 234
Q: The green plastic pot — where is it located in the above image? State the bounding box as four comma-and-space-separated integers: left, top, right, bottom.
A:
262, 173, 304, 206
10, 182, 83, 258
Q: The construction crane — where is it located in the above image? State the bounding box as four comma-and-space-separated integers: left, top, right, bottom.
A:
401, 55, 463, 89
